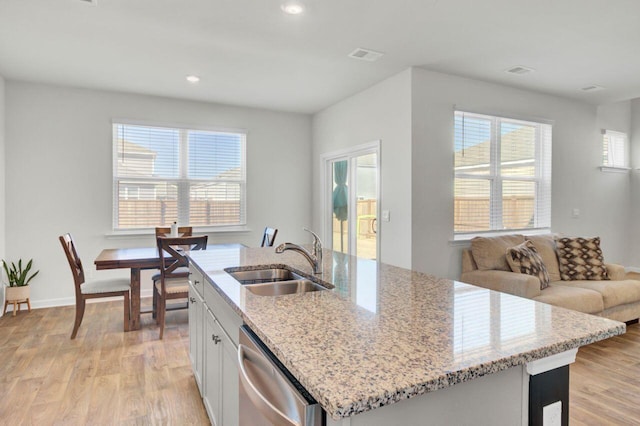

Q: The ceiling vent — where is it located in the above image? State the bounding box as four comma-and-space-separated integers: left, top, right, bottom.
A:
348, 48, 384, 62
581, 85, 605, 92
505, 65, 535, 75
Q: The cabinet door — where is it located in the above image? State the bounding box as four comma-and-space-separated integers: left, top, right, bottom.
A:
204, 308, 222, 426
220, 329, 239, 426
204, 278, 243, 346
188, 282, 204, 393
189, 264, 205, 296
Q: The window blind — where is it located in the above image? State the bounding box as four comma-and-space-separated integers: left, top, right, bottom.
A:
113, 123, 246, 230
602, 130, 627, 168
454, 111, 551, 236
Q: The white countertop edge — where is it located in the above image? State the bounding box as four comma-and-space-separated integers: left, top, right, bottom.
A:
526, 348, 578, 376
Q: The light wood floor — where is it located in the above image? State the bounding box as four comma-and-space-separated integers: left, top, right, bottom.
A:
570, 321, 640, 425
0, 299, 208, 425
2, 302, 640, 425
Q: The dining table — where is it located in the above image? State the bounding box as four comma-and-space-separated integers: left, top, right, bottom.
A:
94, 243, 245, 330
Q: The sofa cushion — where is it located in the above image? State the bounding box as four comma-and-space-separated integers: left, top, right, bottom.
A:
556, 237, 609, 281
525, 235, 561, 282
461, 249, 478, 273
506, 241, 550, 289
471, 234, 525, 271
532, 284, 604, 314
553, 279, 640, 310
606, 263, 626, 281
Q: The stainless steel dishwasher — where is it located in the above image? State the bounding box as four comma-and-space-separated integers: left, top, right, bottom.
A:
238, 325, 324, 426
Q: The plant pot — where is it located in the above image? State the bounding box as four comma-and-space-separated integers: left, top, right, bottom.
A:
6, 285, 29, 302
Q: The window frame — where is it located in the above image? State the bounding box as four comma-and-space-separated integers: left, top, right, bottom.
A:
600, 129, 630, 173
453, 111, 552, 240
112, 121, 247, 232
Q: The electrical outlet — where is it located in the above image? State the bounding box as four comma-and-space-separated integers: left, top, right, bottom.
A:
543, 400, 562, 426
572, 208, 580, 219
381, 210, 390, 222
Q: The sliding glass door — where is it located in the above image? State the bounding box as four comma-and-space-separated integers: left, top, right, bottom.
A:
324, 142, 380, 260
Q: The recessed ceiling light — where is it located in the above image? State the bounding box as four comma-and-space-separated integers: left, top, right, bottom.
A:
186, 75, 200, 83
281, 2, 304, 15
505, 66, 535, 75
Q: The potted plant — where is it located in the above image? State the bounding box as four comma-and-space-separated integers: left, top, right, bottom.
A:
3, 259, 39, 316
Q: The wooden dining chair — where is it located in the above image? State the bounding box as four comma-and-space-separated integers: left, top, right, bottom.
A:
261, 227, 278, 247
155, 226, 193, 238
154, 235, 208, 339
151, 226, 193, 317
59, 233, 131, 339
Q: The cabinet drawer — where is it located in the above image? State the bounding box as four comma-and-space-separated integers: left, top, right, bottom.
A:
189, 264, 205, 296
204, 279, 243, 346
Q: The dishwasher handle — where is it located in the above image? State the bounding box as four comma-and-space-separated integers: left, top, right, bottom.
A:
238, 344, 301, 426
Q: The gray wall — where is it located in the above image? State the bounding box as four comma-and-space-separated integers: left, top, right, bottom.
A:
411, 68, 632, 278
5, 81, 312, 307
630, 99, 640, 267
312, 67, 634, 278
0, 75, 5, 314
311, 70, 412, 268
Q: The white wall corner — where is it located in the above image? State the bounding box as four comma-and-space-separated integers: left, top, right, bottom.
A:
0, 74, 6, 315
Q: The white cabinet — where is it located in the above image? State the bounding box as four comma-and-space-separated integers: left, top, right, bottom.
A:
188, 279, 205, 393
204, 308, 221, 425
204, 281, 243, 345
189, 263, 242, 426
203, 307, 240, 426
220, 324, 239, 426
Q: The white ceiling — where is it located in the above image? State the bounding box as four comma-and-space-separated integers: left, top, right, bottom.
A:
1, 0, 640, 114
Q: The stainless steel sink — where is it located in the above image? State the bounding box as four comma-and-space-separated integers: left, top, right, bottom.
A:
228, 268, 306, 284
243, 279, 327, 296
227, 267, 333, 296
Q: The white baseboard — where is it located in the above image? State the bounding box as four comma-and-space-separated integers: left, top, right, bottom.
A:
626, 266, 640, 273
2, 289, 154, 313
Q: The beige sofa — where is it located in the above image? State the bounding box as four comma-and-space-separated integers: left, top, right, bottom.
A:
460, 234, 640, 323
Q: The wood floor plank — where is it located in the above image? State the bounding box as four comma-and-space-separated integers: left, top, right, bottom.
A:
56, 366, 95, 424
6, 376, 46, 424
87, 374, 121, 423
0, 299, 207, 425
26, 401, 63, 425
0, 378, 19, 416
570, 322, 640, 424
118, 389, 149, 421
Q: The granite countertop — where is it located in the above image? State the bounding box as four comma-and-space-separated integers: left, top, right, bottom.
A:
189, 246, 625, 420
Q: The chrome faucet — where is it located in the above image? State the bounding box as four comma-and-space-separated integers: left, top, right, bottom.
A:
275, 228, 323, 274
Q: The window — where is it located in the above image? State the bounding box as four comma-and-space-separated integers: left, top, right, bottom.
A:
454, 111, 552, 237
113, 122, 246, 231
602, 130, 629, 170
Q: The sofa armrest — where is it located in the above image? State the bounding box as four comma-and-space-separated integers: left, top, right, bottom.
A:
460, 270, 542, 299
605, 263, 625, 281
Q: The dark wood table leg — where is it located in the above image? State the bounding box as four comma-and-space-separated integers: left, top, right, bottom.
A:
130, 268, 141, 330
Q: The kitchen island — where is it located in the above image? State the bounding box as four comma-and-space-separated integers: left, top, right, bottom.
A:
188, 245, 624, 425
